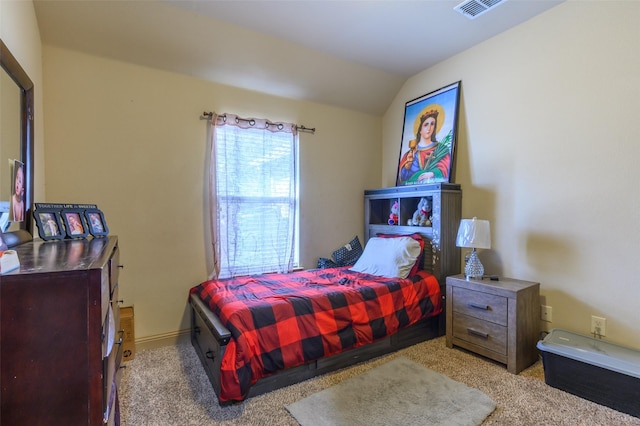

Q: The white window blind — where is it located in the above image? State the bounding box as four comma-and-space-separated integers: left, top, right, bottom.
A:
212, 115, 298, 278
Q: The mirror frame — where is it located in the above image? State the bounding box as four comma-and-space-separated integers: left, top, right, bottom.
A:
1, 39, 34, 247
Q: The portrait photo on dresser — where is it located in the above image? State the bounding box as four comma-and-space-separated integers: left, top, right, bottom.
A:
9, 160, 25, 222
34, 210, 65, 241
61, 210, 89, 239
85, 208, 109, 237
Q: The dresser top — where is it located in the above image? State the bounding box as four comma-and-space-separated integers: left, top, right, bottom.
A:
2, 236, 118, 276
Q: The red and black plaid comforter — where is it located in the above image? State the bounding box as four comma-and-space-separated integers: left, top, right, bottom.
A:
189, 267, 442, 402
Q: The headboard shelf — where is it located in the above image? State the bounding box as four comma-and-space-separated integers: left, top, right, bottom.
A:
364, 184, 462, 286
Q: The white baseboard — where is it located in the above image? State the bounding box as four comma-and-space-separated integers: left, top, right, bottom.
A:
134, 329, 191, 352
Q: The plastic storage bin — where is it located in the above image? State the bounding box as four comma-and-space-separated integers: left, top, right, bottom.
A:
537, 329, 640, 417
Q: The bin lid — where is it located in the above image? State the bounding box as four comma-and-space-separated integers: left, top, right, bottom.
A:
537, 329, 640, 379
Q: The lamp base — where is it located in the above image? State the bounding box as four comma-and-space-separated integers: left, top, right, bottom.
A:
465, 248, 484, 279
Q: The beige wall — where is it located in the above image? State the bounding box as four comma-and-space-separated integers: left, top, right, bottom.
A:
12, 0, 640, 349
0, 0, 45, 208
383, 1, 640, 348
41, 46, 382, 341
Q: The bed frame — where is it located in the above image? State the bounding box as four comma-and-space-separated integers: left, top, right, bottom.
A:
190, 293, 440, 404
190, 183, 462, 404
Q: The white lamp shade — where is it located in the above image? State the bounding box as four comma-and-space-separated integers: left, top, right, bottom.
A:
456, 217, 491, 249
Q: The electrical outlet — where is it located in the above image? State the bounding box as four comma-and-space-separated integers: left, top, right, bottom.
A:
591, 315, 606, 337
541, 305, 552, 322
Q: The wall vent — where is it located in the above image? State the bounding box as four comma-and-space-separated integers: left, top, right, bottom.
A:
454, 0, 507, 19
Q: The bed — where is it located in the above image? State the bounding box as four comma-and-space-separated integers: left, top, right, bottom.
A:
189, 225, 461, 404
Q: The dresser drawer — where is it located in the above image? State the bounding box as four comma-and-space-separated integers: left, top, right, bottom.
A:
101, 266, 110, 323
452, 313, 507, 355
109, 245, 120, 294
102, 281, 120, 358
103, 330, 123, 425
452, 286, 507, 325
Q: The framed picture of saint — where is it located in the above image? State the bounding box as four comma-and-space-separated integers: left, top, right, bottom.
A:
396, 81, 461, 186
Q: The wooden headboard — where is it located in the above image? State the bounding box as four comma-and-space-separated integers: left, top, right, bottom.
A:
363, 183, 462, 288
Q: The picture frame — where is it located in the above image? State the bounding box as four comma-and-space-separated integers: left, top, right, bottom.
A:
61, 209, 89, 239
10, 159, 25, 222
396, 81, 461, 186
84, 208, 109, 238
34, 208, 65, 241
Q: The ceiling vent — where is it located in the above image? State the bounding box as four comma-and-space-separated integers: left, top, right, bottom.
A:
454, 0, 508, 19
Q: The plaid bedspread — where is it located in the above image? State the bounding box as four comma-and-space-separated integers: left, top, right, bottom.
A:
189, 267, 442, 402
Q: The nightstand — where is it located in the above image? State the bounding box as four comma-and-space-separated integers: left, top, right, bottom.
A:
446, 274, 540, 374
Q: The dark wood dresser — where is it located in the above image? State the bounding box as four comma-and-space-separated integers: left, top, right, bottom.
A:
1, 236, 123, 425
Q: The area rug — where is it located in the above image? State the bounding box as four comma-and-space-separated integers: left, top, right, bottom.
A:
285, 356, 495, 426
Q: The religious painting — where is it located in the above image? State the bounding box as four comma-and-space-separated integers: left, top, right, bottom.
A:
396, 81, 461, 186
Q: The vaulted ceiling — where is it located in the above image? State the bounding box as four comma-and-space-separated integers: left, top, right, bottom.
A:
34, 0, 564, 115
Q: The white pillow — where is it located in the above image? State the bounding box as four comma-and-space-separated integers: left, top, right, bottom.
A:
350, 237, 422, 278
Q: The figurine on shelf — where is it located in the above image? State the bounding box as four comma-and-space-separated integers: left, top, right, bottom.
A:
410, 197, 432, 226
388, 201, 399, 225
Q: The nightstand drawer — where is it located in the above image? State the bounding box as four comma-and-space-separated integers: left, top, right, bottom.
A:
453, 313, 507, 355
452, 286, 507, 325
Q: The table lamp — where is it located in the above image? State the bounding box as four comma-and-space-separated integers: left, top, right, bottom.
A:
456, 217, 491, 279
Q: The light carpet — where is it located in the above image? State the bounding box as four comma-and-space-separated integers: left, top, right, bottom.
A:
286, 356, 495, 426
119, 336, 640, 425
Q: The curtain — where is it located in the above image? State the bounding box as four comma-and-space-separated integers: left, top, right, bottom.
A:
209, 113, 298, 279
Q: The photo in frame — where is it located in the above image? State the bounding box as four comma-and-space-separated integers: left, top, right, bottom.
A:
34, 208, 65, 241
396, 81, 461, 186
10, 159, 25, 222
84, 208, 109, 237
61, 208, 89, 239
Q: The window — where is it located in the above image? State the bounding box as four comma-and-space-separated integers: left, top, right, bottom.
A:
210, 114, 298, 278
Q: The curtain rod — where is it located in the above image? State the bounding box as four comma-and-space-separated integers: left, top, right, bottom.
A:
199, 111, 315, 134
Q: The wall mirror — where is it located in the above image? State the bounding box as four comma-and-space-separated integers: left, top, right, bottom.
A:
1, 39, 34, 248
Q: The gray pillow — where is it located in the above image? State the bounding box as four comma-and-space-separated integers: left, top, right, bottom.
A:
331, 236, 363, 267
